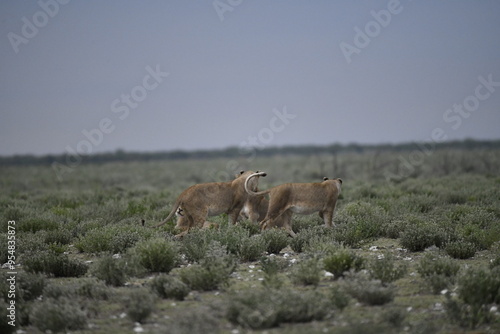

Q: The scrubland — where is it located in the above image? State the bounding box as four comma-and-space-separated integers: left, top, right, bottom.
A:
1, 146, 500, 333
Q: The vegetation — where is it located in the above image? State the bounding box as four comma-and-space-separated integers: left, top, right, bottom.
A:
1, 142, 500, 333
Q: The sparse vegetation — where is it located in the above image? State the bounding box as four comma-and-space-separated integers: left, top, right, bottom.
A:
2, 143, 500, 333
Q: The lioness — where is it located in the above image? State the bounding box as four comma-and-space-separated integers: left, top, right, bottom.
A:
156, 170, 266, 236
239, 194, 269, 223
244, 172, 342, 237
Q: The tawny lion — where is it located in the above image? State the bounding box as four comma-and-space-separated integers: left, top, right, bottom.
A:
244, 172, 342, 237
156, 170, 266, 236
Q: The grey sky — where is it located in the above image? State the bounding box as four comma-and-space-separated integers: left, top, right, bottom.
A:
1, 0, 499, 156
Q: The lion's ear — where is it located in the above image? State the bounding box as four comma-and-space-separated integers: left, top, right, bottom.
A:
337, 178, 343, 184
323, 177, 329, 181
240, 170, 245, 175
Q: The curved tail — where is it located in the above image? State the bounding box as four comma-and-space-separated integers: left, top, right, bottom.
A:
154, 198, 181, 228
244, 172, 269, 196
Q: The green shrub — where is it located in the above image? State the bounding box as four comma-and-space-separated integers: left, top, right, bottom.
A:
149, 274, 190, 300
23, 251, 88, 278
181, 228, 211, 262
417, 253, 460, 277
259, 256, 289, 289
0, 299, 15, 334
490, 254, 500, 269
445, 241, 476, 259
91, 255, 127, 286
212, 224, 249, 255
16, 271, 46, 301
457, 266, 500, 306
76, 278, 110, 300
400, 222, 439, 252
262, 229, 289, 254
131, 237, 179, 273
417, 253, 460, 294
30, 298, 87, 333
238, 220, 261, 236
75, 224, 153, 253
368, 252, 408, 284
291, 257, 322, 286
344, 272, 395, 306
289, 225, 332, 253
18, 218, 59, 233
180, 242, 236, 291
329, 285, 351, 311
446, 266, 500, 328
238, 234, 267, 262
44, 228, 73, 245
166, 306, 221, 334
323, 248, 364, 279
226, 288, 332, 329
124, 288, 156, 323
459, 223, 499, 250
382, 307, 407, 328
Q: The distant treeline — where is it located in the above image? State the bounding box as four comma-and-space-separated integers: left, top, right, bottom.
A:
1, 139, 499, 166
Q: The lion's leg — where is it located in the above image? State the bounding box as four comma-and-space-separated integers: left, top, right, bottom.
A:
280, 210, 296, 237
228, 209, 241, 225
322, 210, 334, 227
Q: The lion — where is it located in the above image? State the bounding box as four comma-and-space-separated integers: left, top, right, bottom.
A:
244, 172, 342, 237
238, 194, 269, 223
155, 170, 266, 237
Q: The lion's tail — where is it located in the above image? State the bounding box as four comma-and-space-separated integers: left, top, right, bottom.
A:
154, 198, 182, 228
244, 172, 269, 196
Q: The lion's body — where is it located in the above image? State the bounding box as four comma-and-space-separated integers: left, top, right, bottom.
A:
239, 194, 269, 223
245, 173, 342, 236
157, 171, 264, 236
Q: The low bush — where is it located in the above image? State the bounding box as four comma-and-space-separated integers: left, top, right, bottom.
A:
76, 278, 110, 300
0, 299, 15, 334
445, 241, 476, 259
43, 228, 73, 245
180, 241, 236, 291
446, 266, 500, 328
166, 306, 221, 334
181, 228, 211, 262
368, 252, 407, 284
124, 288, 156, 323
290, 257, 322, 286
262, 229, 289, 254
259, 256, 289, 289
30, 297, 87, 333
131, 237, 179, 273
18, 218, 59, 233
23, 251, 88, 278
149, 274, 190, 300
344, 271, 395, 306
226, 287, 332, 329
323, 248, 364, 279
400, 221, 440, 252
91, 255, 127, 286
329, 285, 351, 311
289, 225, 332, 253
75, 224, 154, 254
417, 253, 460, 294
238, 234, 267, 262
16, 271, 46, 302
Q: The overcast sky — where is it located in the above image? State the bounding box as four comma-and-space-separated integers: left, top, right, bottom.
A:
1, 0, 499, 156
